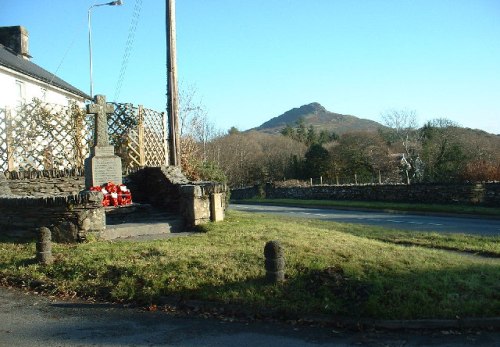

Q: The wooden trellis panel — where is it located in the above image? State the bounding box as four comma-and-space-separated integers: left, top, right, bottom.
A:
141, 107, 167, 167
0, 100, 168, 173
108, 103, 138, 169
0, 108, 9, 171
2, 101, 91, 171
107, 103, 167, 169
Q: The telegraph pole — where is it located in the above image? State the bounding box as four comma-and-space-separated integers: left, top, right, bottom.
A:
166, 0, 180, 166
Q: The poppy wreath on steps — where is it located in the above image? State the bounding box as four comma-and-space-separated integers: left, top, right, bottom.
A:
89, 182, 132, 207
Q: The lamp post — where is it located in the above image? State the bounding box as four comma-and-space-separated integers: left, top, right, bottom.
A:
88, 0, 123, 98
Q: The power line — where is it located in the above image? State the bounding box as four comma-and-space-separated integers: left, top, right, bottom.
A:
113, 0, 143, 102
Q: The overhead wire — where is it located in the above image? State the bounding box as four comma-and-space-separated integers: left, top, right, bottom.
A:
113, 0, 143, 102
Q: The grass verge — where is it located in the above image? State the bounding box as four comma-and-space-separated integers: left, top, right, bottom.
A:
239, 198, 500, 217
0, 210, 499, 320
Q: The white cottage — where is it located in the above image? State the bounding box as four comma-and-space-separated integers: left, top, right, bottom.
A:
0, 26, 91, 171
0, 26, 90, 109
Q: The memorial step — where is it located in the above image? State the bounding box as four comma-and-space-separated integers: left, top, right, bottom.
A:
102, 203, 184, 240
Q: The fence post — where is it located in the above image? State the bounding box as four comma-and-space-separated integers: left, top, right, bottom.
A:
378, 170, 382, 184
355, 173, 358, 185
162, 112, 169, 166
310, 178, 313, 186
320, 176, 323, 185
5, 108, 15, 171
137, 105, 146, 167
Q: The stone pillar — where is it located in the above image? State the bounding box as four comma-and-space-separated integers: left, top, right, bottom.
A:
0, 173, 11, 196
180, 184, 210, 226
84, 95, 122, 189
210, 193, 224, 222
36, 227, 53, 265
264, 241, 285, 283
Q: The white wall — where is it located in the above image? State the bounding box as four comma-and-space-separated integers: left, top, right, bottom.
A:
0, 66, 86, 110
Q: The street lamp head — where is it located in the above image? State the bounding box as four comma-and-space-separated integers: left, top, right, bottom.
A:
88, 0, 124, 98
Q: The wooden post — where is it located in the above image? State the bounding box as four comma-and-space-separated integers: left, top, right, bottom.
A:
137, 105, 145, 167
355, 173, 358, 185
166, 0, 181, 167
378, 170, 382, 184
162, 112, 169, 166
5, 109, 15, 171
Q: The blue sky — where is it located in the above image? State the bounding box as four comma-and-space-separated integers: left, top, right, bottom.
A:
2, 0, 499, 134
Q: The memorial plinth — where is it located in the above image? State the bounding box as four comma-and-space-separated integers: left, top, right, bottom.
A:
84, 95, 123, 189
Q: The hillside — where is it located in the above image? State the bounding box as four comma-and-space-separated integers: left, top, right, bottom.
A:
252, 102, 384, 135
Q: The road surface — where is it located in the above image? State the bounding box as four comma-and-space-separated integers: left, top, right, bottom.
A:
1, 286, 498, 346
230, 204, 500, 236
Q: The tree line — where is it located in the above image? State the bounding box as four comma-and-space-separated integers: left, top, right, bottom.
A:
178, 92, 500, 187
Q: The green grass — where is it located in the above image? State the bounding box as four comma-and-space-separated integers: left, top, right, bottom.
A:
303, 219, 500, 258
0, 211, 499, 320
240, 198, 500, 217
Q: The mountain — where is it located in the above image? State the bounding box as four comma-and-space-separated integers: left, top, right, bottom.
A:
252, 102, 384, 135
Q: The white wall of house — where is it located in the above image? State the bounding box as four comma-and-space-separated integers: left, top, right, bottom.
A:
0, 65, 86, 110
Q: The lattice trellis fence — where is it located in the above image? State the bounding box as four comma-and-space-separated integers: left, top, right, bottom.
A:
0, 100, 168, 172
0, 108, 9, 171
0, 100, 91, 171
108, 103, 168, 170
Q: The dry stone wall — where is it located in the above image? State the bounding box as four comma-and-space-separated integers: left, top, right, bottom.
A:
2, 170, 85, 196
127, 166, 227, 226
231, 183, 500, 207
0, 191, 105, 241
1, 170, 103, 242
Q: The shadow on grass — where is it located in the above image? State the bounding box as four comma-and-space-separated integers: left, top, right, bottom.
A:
0, 233, 36, 244
150, 263, 500, 320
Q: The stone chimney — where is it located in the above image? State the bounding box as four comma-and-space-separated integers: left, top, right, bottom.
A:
0, 26, 31, 60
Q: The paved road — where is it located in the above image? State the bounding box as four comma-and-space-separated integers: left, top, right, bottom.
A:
230, 204, 500, 236
1, 286, 499, 347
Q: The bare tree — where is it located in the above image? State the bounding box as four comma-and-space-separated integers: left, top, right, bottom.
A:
380, 109, 423, 183
177, 84, 221, 179
207, 131, 306, 187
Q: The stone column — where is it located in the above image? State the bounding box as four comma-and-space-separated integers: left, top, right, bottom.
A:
84, 95, 122, 189
264, 241, 285, 283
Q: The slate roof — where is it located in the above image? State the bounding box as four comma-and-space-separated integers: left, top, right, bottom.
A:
0, 44, 91, 100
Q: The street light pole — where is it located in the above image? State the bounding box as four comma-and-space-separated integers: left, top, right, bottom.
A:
88, 0, 123, 99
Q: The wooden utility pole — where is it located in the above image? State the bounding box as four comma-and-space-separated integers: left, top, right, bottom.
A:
166, 0, 180, 166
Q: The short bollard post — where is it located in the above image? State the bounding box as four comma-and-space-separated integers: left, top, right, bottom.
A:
36, 227, 53, 265
264, 240, 285, 283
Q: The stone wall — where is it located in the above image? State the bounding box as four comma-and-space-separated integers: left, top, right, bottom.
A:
127, 166, 227, 226
2, 169, 85, 196
0, 191, 105, 242
0, 167, 227, 242
231, 183, 500, 207
180, 183, 227, 226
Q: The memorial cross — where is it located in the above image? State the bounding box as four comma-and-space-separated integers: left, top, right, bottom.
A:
87, 95, 115, 147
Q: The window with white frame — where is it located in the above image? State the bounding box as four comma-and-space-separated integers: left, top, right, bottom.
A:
15, 80, 25, 106
41, 87, 47, 101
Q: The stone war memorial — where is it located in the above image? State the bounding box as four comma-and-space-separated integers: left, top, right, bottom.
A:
84, 95, 122, 189
0, 0, 227, 242
0, 93, 227, 242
